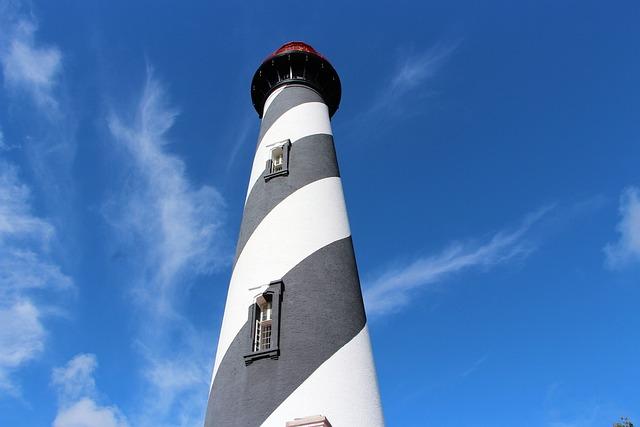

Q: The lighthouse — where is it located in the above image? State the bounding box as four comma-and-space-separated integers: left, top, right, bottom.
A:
204, 42, 384, 427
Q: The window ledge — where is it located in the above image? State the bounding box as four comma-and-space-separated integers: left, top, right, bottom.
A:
243, 348, 280, 365
264, 169, 289, 181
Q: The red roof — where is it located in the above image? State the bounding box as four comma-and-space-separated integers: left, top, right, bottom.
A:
266, 41, 326, 61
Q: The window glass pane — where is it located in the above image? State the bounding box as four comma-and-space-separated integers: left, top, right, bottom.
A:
253, 296, 273, 351
261, 323, 272, 350
271, 146, 284, 173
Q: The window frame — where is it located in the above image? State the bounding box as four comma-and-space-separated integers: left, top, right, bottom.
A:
253, 295, 273, 352
264, 140, 291, 181
244, 280, 283, 365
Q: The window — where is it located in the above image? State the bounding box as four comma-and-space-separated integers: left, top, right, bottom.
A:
244, 281, 283, 365
271, 146, 284, 173
253, 294, 272, 352
264, 140, 291, 181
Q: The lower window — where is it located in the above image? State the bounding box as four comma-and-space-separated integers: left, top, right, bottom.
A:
244, 281, 283, 365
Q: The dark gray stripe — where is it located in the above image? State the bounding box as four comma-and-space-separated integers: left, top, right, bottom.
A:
257, 85, 325, 145
204, 237, 367, 427
234, 134, 340, 263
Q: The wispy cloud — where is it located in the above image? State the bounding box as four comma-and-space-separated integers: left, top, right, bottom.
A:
52, 354, 129, 427
0, 160, 72, 395
604, 186, 640, 269
369, 40, 460, 116
0, 2, 76, 398
363, 206, 551, 316
0, 300, 44, 394
460, 354, 489, 378
0, 127, 16, 152
135, 329, 212, 427
0, 1, 77, 248
543, 382, 602, 427
225, 113, 254, 175
342, 39, 460, 142
0, 11, 62, 114
106, 68, 227, 315
105, 68, 227, 426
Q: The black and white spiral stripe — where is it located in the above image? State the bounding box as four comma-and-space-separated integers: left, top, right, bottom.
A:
204, 84, 384, 427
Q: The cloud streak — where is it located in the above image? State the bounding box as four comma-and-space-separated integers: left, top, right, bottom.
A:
0, 161, 72, 394
343, 39, 460, 142
52, 354, 129, 427
604, 186, 640, 269
135, 329, 212, 427
107, 68, 227, 316
0, 12, 62, 114
363, 206, 551, 316
1, 2, 79, 232
369, 40, 460, 116
0, 3, 77, 398
105, 68, 227, 426
460, 354, 488, 378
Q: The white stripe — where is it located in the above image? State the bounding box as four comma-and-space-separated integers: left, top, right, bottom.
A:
262, 86, 286, 116
246, 102, 332, 201
261, 325, 385, 427
212, 177, 351, 381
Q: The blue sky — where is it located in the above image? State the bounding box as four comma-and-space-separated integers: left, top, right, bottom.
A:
0, 0, 638, 426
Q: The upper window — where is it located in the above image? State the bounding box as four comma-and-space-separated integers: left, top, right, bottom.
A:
253, 294, 272, 352
271, 146, 285, 173
264, 140, 291, 181
244, 281, 283, 365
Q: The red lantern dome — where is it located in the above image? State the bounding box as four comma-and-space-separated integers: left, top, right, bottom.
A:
251, 41, 341, 118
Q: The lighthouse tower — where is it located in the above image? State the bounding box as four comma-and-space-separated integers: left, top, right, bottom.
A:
204, 42, 384, 427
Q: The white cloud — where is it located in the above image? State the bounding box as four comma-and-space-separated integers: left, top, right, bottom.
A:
370, 40, 460, 115
389, 42, 458, 96
604, 186, 640, 268
0, 4, 76, 214
0, 161, 53, 242
363, 207, 550, 316
0, 17, 62, 112
0, 163, 72, 299
137, 342, 211, 427
52, 354, 129, 427
51, 354, 97, 402
105, 69, 226, 426
0, 3, 74, 397
107, 69, 227, 315
344, 40, 460, 143
53, 399, 129, 427
0, 161, 72, 394
0, 127, 15, 152
0, 300, 45, 393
